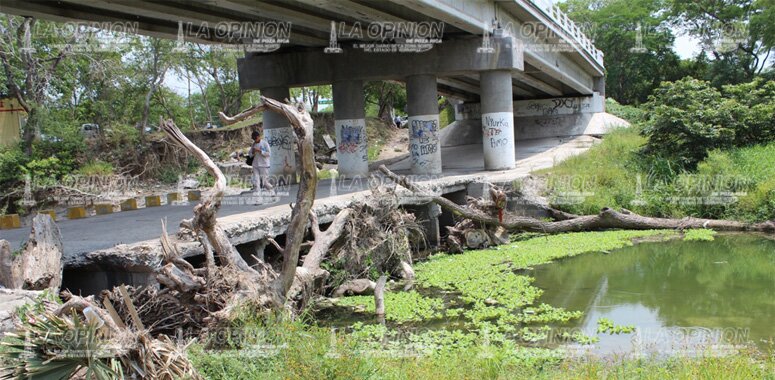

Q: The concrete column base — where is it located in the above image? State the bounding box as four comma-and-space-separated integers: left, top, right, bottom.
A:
422, 203, 442, 247
264, 126, 297, 184
335, 119, 368, 177
408, 115, 442, 174
406, 74, 442, 175
480, 70, 515, 170
261, 86, 297, 184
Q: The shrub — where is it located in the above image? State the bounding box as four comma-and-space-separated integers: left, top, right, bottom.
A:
0, 145, 28, 187
76, 160, 115, 176
156, 166, 183, 184
641, 78, 775, 169
641, 78, 738, 168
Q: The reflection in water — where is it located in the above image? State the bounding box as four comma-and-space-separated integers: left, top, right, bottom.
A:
531, 234, 775, 355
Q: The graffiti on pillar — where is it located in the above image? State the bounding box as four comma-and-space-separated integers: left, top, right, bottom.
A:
534, 116, 565, 128
522, 97, 592, 116
267, 133, 293, 151
409, 118, 439, 163
337, 123, 365, 154
482, 114, 510, 149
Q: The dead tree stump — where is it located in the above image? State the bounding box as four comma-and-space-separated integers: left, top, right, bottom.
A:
0, 214, 63, 290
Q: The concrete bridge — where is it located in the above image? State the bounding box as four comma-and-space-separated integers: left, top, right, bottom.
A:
1, 1, 624, 294
2, 0, 611, 177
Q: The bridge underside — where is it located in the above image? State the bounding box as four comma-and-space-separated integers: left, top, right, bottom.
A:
0, 0, 610, 176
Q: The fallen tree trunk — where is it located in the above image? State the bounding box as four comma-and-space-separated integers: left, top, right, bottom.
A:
333, 279, 376, 297
286, 208, 353, 308
378, 165, 775, 234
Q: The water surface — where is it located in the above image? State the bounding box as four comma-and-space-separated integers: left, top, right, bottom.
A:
530, 234, 775, 354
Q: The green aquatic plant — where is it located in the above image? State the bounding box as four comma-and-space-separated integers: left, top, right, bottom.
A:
413, 230, 671, 334
683, 228, 717, 241
329, 231, 673, 357
596, 318, 636, 335
336, 291, 444, 323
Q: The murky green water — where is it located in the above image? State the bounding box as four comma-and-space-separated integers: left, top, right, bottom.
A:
530, 234, 775, 354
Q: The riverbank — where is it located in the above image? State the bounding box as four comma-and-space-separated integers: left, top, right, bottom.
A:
189, 230, 775, 379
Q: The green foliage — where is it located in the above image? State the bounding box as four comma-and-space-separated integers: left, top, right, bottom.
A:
544, 121, 775, 221
642, 78, 775, 168
156, 166, 183, 184
1, 310, 123, 379
24, 157, 71, 186
667, 0, 773, 81
439, 97, 456, 129
316, 169, 337, 180
538, 126, 647, 216
364, 81, 406, 119
561, 0, 686, 105
189, 314, 775, 379
0, 146, 28, 187
605, 98, 645, 123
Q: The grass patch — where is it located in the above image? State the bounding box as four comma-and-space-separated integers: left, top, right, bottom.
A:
75, 160, 114, 176
189, 318, 774, 379
365, 118, 393, 162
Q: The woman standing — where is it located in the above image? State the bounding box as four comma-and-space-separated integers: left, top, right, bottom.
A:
249, 130, 274, 193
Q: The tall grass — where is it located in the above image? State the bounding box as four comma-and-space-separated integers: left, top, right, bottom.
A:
541, 126, 775, 221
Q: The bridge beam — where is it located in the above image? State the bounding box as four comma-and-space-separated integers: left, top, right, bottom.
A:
332, 80, 368, 178
260, 86, 297, 184
238, 36, 524, 89
406, 74, 442, 175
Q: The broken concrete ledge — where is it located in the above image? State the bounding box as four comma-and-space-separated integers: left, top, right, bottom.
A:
63, 173, 488, 271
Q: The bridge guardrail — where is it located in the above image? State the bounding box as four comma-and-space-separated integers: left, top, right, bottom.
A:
525, 0, 604, 67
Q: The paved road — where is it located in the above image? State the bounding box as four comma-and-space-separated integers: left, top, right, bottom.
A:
0, 178, 369, 256
1, 137, 593, 256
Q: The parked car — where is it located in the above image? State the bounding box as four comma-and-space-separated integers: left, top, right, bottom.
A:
38, 133, 62, 143
80, 123, 100, 139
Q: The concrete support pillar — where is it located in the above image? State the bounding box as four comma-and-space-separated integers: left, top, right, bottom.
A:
406, 74, 442, 175
480, 70, 515, 170
333, 80, 368, 177
417, 203, 442, 248
261, 86, 296, 183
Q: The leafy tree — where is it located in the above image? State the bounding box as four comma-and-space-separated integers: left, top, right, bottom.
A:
290, 85, 331, 113
667, 0, 773, 84
0, 16, 79, 154
561, 0, 686, 104
364, 81, 406, 119
127, 36, 174, 139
